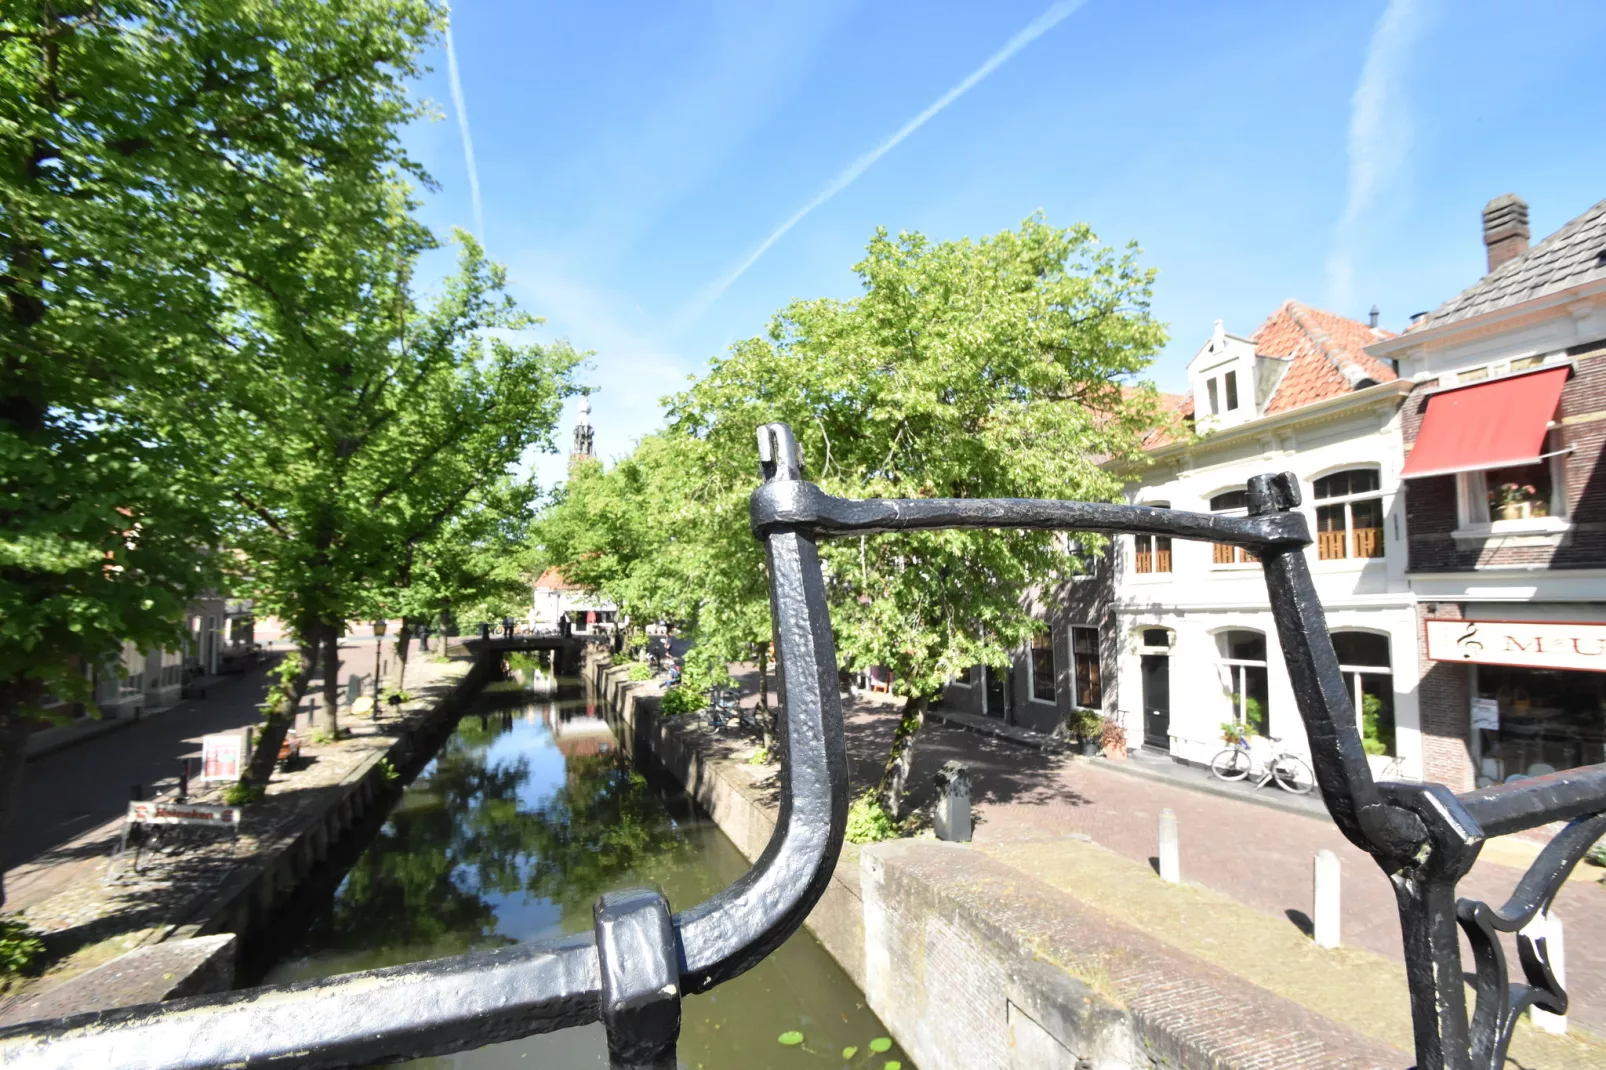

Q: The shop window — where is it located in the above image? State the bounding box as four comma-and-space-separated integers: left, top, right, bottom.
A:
1473, 665, 1606, 786
1209, 490, 1257, 565
1218, 629, 1268, 735
1313, 468, 1384, 561
1030, 631, 1057, 703
1332, 631, 1393, 757
1224, 370, 1239, 411
1133, 504, 1171, 574
1071, 626, 1101, 709
1457, 432, 1568, 527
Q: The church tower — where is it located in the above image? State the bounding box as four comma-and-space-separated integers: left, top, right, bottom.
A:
569, 394, 595, 471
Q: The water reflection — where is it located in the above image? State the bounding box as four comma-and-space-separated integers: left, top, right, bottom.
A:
268, 684, 913, 1069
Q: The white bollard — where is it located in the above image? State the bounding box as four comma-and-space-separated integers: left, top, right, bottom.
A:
933, 761, 973, 842
1313, 850, 1341, 949
1157, 808, 1180, 884
1527, 910, 1567, 1034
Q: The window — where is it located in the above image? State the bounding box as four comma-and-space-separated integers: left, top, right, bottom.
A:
1472, 665, 1606, 785
1206, 377, 1220, 415
1224, 370, 1239, 411
1030, 631, 1056, 703
1133, 504, 1171, 574
1313, 468, 1384, 560
1071, 627, 1101, 708
1219, 630, 1268, 735
1332, 632, 1393, 757
1064, 535, 1102, 578
1209, 490, 1257, 565
1457, 432, 1568, 527
953, 665, 975, 687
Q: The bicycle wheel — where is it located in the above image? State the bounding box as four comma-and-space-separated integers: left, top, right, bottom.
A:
1271, 754, 1315, 795
1210, 747, 1251, 782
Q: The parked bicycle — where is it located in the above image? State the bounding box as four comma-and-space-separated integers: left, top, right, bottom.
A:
703, 686, 741, 731
1208, 736, 1316, 795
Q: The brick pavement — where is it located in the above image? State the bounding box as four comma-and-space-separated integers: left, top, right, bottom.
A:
720, 666, 1606, 1042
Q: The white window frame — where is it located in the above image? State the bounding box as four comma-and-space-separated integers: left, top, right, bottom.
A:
1332, 630, 1394, 756
1208, 489, 1258, 569
1310, 467, 1386, 564
1217, 629, 1269, 726
1453, 430, 1570, 538
1131, 503, 1172, 577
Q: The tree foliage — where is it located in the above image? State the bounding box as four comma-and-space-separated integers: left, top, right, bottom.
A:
543, 216, 1170, 812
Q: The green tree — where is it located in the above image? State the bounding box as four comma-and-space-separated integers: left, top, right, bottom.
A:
667, 217, 1170, 814
0, 0, 441, 903
219, 229, 581, 781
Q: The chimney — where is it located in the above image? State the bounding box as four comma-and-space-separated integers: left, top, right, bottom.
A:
1368, 305, 1379, 329
1482, 194, 1529, 273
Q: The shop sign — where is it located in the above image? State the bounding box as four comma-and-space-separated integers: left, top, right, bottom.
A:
201, 730, 251, 782
127, 800, 241, 827
1426, 619, 1606, 672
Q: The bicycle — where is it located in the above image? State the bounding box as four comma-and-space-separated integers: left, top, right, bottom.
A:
704, 686, 742, 731
1208, 736, 1316, 795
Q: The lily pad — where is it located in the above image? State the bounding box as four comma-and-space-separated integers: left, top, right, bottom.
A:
777, 1031, 804, 1047
841, 1046, 858, 1059
868, 1037, 892, 1053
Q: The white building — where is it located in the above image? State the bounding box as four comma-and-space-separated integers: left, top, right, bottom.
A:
1109, 301, 1422, 779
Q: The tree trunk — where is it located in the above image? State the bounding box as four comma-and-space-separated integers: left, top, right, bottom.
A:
243, 642, 318, 789
393, 624, 412, 692
0, 681, 44, 908
876, 695, 928, 820
317, 624, 341, 738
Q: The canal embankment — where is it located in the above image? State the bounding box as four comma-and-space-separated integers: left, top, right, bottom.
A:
585, 648, 1606, 1070
0, 649, 499, 1027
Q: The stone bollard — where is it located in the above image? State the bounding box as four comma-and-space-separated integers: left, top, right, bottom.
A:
1157, 808, 1180, 884
1313, 849, 1341, 948
933, 761, 973, 842
1526, 910, 1567, 1034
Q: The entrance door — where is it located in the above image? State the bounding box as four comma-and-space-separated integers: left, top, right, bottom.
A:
984, 665, 1007, 720
1141, 654, 1171, 750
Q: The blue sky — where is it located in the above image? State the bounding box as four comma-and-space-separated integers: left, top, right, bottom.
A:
404, 0, 1606, 489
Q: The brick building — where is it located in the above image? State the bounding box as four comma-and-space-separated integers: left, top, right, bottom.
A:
1371, 194, 1606, 795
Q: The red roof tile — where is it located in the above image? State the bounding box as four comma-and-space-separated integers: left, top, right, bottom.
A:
534, 567, 587, 592
1256, 301, 1397, 415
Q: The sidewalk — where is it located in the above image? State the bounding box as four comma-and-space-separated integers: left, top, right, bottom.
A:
837, 697, 1606, 1039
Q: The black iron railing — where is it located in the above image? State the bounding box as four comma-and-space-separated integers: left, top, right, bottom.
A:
1, 420, 1601, 1070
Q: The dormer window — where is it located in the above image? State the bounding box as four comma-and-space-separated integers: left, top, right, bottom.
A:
1225, 371, 1239, 411
1206, 378, 1220, 416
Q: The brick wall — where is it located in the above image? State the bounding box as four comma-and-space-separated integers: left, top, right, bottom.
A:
1404, 354, 1606, 572
1416, 601, 1474, 791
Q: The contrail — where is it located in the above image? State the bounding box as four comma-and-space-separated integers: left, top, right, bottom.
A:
1326, 0, 1432, 311
444, 16, 486, 244
676, 0, 1088, 332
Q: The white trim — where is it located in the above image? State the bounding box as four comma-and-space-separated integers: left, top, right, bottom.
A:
1414, 359, 1573, 399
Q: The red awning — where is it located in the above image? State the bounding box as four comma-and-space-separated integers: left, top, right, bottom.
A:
1401, 366, 1569, 479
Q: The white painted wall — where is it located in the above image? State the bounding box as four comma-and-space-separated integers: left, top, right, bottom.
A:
1110, 388, 1423, 778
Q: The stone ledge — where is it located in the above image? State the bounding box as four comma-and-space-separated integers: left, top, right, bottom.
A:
0, 935, 235, 1027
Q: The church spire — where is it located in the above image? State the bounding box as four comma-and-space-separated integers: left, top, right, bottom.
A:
569, 394, 595, 471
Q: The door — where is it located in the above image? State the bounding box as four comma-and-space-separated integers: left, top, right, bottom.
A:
1141, 654, 1171, 750
984, 665, 1008, 720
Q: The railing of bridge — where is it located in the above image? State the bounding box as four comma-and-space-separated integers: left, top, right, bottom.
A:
0, 421, 1600, 1070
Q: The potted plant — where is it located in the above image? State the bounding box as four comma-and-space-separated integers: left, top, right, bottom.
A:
1220, 720, 1250, 747
1099, 716, 1128, 760
1070, 708, 1103, 756
1492, 481, 1541, 521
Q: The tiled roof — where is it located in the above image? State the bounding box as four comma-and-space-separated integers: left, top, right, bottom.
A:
1256, 301, 1397, 415
1141, 392, 1192, 449
534, 567, 586, 592
1412, 197, 1606, 330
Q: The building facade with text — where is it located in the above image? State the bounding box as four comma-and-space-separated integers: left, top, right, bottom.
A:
1371, 194, 1606, 800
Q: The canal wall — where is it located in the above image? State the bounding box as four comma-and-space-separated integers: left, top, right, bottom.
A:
1, 652, 501, 1026
585, 650, 1409, 1070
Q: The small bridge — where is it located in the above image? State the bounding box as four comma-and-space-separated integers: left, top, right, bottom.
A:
462, 630, 614, 674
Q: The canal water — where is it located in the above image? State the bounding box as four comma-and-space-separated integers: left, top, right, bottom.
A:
266, 678, 913, 1070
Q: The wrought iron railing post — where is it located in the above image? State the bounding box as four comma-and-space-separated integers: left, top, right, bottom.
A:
2, 419, 1602, 1070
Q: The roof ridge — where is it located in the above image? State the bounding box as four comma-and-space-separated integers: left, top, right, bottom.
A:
1285, 302, 1373, 387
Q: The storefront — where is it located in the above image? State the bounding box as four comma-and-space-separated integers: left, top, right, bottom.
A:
1425, 612, 1606, 788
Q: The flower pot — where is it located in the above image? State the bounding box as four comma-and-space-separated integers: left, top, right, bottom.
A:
1498, 501, 1532, 521
1104, 742, 1127, 761
1080, 737, 1100, 757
